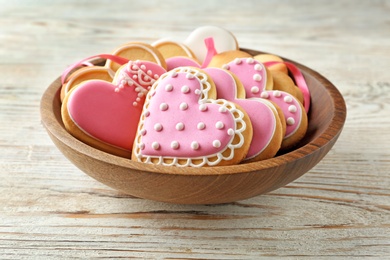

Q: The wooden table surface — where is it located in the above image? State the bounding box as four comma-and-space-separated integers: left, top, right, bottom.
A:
1, 0, 389, 258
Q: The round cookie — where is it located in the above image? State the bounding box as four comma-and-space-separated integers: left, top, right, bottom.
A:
260, 90, 308, 150
60, 66, 113, 102
184, 26, 239, 64
254, 54, 288, 74
152, 39, 197, 60
62, 60, 166, 158
271, 70, 304, 104
205, 67, 284, 162
106, 42, 167, 72
132, 66, 253, 167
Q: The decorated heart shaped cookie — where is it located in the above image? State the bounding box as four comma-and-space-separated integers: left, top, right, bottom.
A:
132, 67, 253, 167
205, 67, 284, 162
62, 60, 166, 158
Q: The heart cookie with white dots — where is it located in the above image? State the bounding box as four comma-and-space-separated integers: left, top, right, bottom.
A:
132, 67, 253, 167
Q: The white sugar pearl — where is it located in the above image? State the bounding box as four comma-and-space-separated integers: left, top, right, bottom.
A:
152, 142, 160, 150
213, 140, 221, 148
181, 85, 190, 93
254, 63, 263, 71
171, 141, 179, 150
222, 64, 230, 70
219, 106, 227, 113
286, 117, 295, 125
260, 91, 269, 99
251, 86, 260, 94
160, 103, 168, 111
199, 104, 208, 111
170, 71, 178, 77
284, 96, 293, 103
273, 91, 282, 97
227, 128, 234, 136
176, 122, 184, 131
154, 123, 163, 132
197, 122, 205, 130
288, 105, 297, 113
186, 73, 195, 79
165, 84, 173, 92
246, 58, 255, 64
191, 141, 199, 150
234, 58, 242, 64
216, 121, 224, 129
253, 74, 262, 82
179, 102, 188, 111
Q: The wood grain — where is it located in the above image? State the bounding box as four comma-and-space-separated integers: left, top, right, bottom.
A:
1, 0, 389, 258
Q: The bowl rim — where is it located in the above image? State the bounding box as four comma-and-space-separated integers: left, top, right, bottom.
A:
41, 51, 347, 177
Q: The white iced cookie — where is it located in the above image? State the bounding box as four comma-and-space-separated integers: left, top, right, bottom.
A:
184, 26, 239, 64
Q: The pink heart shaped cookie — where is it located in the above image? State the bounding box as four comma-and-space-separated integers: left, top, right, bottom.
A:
132, 67, 253, 167
205, 67, 284, 162
62, 60, 166, 158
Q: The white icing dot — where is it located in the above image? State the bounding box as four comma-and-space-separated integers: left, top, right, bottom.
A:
119, 85, 124, 89
246, 58, 254, 64
176, 122, 184, 131
227, 128, 234, 136
154, 123, 163, 132
165, 84, 173, 92
253, 74, 262, 82
131, 65, 138, 70
136, 97, 141, 102
132, 75, 138, 80
191, 141, 199, 150
197, 122, 205, 130
273, 91, 282, 97
260, 91, 269, 99
147, 70, 152, 75
132, 102, 137, 106
152, 142, 160, 150
219, 106, 227, 113
251, 86, 260, 94
140, 129, 147, 136
171, 141, 179, 150
160, 103, 168, 111
121, 79, 127, 85
287, 117, 296, 125
212, 140, 221, 148
195, 89, 201, 95
139, 143, 145, 150
179, 102, 188, 110
115, 88, 120, 93
144, 111, 150, 117
127, 80, 134, 86
234, 58, 242, 64
140, 64, 146, 70
254, 63, 263, 71
216, 121, 224, 129
222, 64, 230, 70
181, 85, 190, 93
199, 104, 208, 111
154, 74, 159, 79
284, 96, 293, 103
288, 105, 297, 113
186, 73, 195, 79
138, 92, 144, 98
170, 71, 178, 77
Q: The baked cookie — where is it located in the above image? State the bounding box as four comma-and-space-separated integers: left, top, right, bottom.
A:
165, 56, 201, 71
152, 39, 197, 60
207, 50, 252, 68
132, 67, 253, 167
184, 26, 239, 64
106, 42, 167, 72
62, 60, 166, 158
205, 67, 284, 162
260, 90, 308, 150
60, 66, 113, 102
254, 54, 288, 74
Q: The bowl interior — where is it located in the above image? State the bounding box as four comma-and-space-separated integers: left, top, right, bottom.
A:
40, 50, 346, 204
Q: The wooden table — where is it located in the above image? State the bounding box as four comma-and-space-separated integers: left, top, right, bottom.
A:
1, 0, 389, 258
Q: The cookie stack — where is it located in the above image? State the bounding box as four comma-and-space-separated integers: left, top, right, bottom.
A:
60, 26, 310, 167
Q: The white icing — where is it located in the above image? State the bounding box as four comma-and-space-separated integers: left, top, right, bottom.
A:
227, 128, 234, 136
273, 91, 282, 97
165, 84, 173, 92
246, 58, 254, 64
253, 74, 262, 82
222, 64, 230, 70
215, 121, 224, 129
234, 58, 242, 64
284, 96, 293, 103
176, 122, 184, 131
191, 141, 199, 150
179, 102, 188, 110
152, 142, 160, 150
260, 91, 269, 99
199, 104, 208, 111
254, 63, 263, 71
287, 117, 295, 125
160, 103, 168, 111
251, 86, 260, 94
219, 106, 227, 113
171, 141, 179, 150
154, 123, 163, 132
288, 105, 297, 113
181, 85, 190, 93
213, 140, 221, 148
197, 122, 205, 130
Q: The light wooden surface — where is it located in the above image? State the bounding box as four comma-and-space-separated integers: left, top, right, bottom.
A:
1, 0, 389, 258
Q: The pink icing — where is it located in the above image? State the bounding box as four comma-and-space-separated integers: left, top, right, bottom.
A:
166, 56, 200, 71
138, 71, 236, 158
205, 68, 276, 160
224, 58, 268, 98
260, 90, 302, 138
67, 60, 166, 151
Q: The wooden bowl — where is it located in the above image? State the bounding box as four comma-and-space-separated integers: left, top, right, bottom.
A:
40, 49, 346, 204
